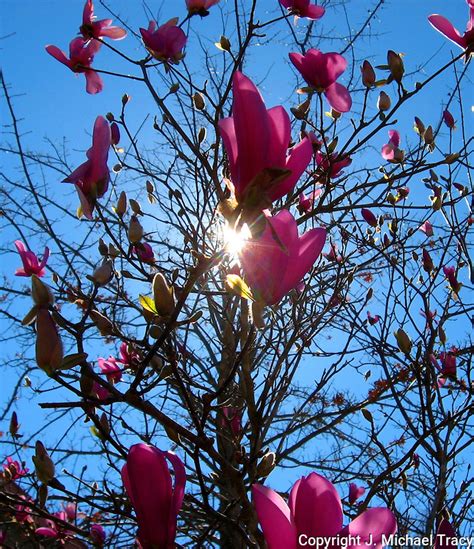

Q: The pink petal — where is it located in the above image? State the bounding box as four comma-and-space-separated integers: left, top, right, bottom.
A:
84, 69, 103, 94
289, 472, 343, 538
428, 15, 466, 47
324, 82, 352, 113
83, 0, 93, 25
14, 240, 27, 254
100, 26, 127, 39
269, 138, 313, 201
381, 144, 395, 160
342, 508, 397, 548
45, 45, 70, 68
252, 484, 297, 549
267, 106, 291, 169
35, 527, 58, 538
306, 4, 325, 19
219, 118, 238, 184
388, 130, 400, 148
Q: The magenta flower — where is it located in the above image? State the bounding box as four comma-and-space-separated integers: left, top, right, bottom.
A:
121, 443, 186, 549
90, 523, 106, 545
279, 0, 325, 20
348, 482, 366, 504
93, 380, 110, 401
98, 356, 122, 383
315, 151, 352, 179
63, 116, 111, 219
289, 49, 352, 113
361, 208, 377, 227
419, 221, 434, 237
219, 72, 312, 205
14, 240, 50, 277
2, 456, 29, 481
80, 0, 127, 40
186, 0, 220, 16
443, 110, 456, 129
36, 512, 73, 541
443, 266, 462, 294
367, 312, 381, 326
221, 406, 242, 438
428, 0, 474, 52
298, 188, 322, 214
253, 472, 397, 549
140, 19, 187, 63
239, 210, 326, 306
382, 130, 404, 162
133, 242, 155, 263
45, 37, 103, 94
324, 241, 342, 263
63, 502, 77, 521
118, 342, 141, 370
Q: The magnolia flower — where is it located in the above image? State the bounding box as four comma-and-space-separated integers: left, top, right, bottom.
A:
419, 221, 434, 237
289, 49, 352, 113
361, 208, 377, 227
110, 122, 121, 145
133, 242, 155, 263
186, 0, 220, 16
431, 351, 457, 387
98, 356, 122, 383
324, 241, 342, 263
348, 482, 366, 504
118, 342, 141, 370
279, 0, 325, 20
14, 240, 50, 277
2, 456, 29, 481
46, 37, 103, 94
36, 511, 74, 541
253, 472, 397, 549
140, 19, 187, 63
239, 210, 326, 306
443, 110, 456, 129
220, 406, 242, 438
315, 151, 352, 179
367, 312, 381, 325
64, 116, 111, 219
298, 188, 322, 214
443, 266, 462, 294
382, 130, 404, 162
219, 72, 312, 206
90, 523, 106, 545
121, 444, 186, 548
80, 0, 127, 40
93, 380, 110, 401
428, 0, 474, 52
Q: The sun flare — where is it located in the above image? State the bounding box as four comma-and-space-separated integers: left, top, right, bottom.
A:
223, 223, 251, 257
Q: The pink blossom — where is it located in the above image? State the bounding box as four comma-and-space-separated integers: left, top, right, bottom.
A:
428, 1, 474, 51
443, 266, 462, 294
118, 342, 141, 370
14, 240, 50, 277
93, 381, 110, 401
279, 0, 325, 20
239, 210, 326, 306
361, 208, 377, 227
419, 221, 434, 237
430, 352, 457, 386
98, 356, 122, 383
90, 523, 106, 545
348, 482, 366, 504
63, 116, 111, 220
443, 109, 456, 130
121, 443, 186, 548
324, 241, 342, 263
140, 19, 187, 63
315, 151, 352, 179
381, 130, 403, 162
367, 312, 381, 326
2, 456, 29, 480
45, 37, 103, 94
298, 188, 322, 214
186, 0, 220, 16
253, 472, 397, 549
219, 72, 312, 205
289, 49, 352, 113
221, 406, 242, 438
133, 243, 155, 263
64, 502, 77, 521
80, 0, 127, 40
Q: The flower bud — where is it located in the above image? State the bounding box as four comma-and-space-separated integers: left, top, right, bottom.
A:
33, 441, 55, 484
36, 309, 63, 374
361, 208, 377, 227
152, 273, 175, 317
110, 122, 120, 145
422, 249, 434, 273
128, 215, 144, 244
92, 260, 114, 286
443, 110, 455, 130
192, 92, 205, 110
116, 191, 127, 217
361, 60, 376, 88
9, 411, 20, 438
31, 275, 54, 308
394, 328, 412, 355
387, 50, 404, 83
90, 309, 114, 336
414, 117, 425, 136
256, 451, 276, 478
377, 91, 391, 111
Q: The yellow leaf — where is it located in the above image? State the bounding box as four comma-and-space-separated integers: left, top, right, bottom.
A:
226, 274, 255, 301
139, 294, 158, 314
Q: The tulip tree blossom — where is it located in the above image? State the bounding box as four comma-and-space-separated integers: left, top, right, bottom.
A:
45, 38, 103, 94
428, 0, 474, 52
382, 130, 404, 162
63, 116, 111, 219
279, 0, 325, 20
121, 444, 186, 548
186, 0, 220, 16
80, 0, 127, 40
298, 188, 322, 213
315, 150, 352, 179
253, 472, 397, 549
289, 49, 352, 113
239, 210, 326, 306
97, 356, 122, 383
419, 221, 434, 237
140, 19, 187, 63
14, 240, 50, 277
219, 72, 312, 206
